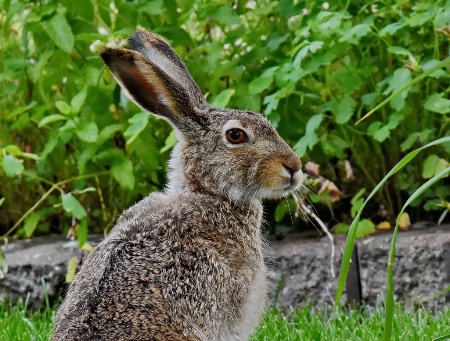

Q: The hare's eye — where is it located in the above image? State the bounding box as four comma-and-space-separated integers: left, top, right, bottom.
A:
225, 129, 247, 144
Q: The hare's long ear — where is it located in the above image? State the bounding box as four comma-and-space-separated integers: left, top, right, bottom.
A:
101, 31, 207, 126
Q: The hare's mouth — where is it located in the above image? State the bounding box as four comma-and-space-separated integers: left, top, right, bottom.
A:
258, 172, 304, 199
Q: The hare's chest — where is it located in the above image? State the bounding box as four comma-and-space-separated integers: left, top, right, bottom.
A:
221, 266, 267, 341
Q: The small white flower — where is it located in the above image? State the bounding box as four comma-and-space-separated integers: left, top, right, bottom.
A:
97, 26, 109, 36
89, 40, 103, 53
62, 77, 67, 84
245, 0, 256, 9
322, 2, 329, 9
302, 8, 309, 15
29, 58, 36, 65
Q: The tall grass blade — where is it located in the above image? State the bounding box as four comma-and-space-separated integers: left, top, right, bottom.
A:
433, 334, 450, 341
423, 285, 450, 303
356, 56, 450, 124
384, 166, 450, 341
335, 136, 450, 306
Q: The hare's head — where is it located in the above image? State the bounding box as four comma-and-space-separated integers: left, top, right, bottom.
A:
102, 31, 302, 204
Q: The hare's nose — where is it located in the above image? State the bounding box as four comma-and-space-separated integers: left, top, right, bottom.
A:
283, 159, 303, 187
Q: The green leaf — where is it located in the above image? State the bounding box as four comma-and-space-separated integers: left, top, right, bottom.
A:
379, 21, 407, 36
76, 122, 98, 143
338, 23, 371, 42
382, 68, 412, 111
212, 89, 236, 107
124, 112, 150, 144
138, 0, 165, 15
249, 66, 278, 94
62, 193, 87, 219
0, 197, 5, 208
249, 76, 273, 94
55, 101, 72, 115
351, 188, 366, 218
71, 87, 88, 113
206, 4, 240, 25
38, 114, 67, 127
387, 46, 411, 56
421, 59, 448, 79
97, 124, 124, 145
41, 12, 74, 53
355, 219, 375, 238
294, 114, 323, 157
77, 218, 88, 248
2, 155, 24, 177
23, 211, 44, 238
7, 101, 37, 119
422, 155, 449, 179
434, 7, 450, 28
111, 159, 135, 190
160, 130, 178, 153
40, 130, 60, 159
424, 93, 450, 114
335, 95, 356, 124
334, 223, 350, 234
293, 41, 324, 66
400, 130, 432, 151
275, 203, 288, 222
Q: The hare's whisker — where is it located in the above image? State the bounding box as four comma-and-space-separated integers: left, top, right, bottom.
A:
291, 191, 323, 237
285, 197, 295, 230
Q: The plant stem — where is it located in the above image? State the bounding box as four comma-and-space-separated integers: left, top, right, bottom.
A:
1, 171, 110, 240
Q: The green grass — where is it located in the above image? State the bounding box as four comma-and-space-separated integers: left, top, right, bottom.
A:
252, 305, 450, 341
1, 302, 449, 341
0, 301, 53, 340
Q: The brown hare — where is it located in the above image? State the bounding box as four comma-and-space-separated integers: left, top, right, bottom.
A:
52, 30, 303, 341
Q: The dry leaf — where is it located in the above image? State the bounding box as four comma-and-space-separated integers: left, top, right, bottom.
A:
376, 221, 391, 230
318, 180, 342, 202
65, 256, 79, 284
398, 212, 411, 231
305, 161, 320, 176
81, 242, 94, 252
344, 160, 355, 180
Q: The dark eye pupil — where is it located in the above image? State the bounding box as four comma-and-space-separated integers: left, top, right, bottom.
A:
229, 129, 241, 141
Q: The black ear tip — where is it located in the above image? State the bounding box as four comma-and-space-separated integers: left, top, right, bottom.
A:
100, 48, 114, 64
129, 30, 152, 51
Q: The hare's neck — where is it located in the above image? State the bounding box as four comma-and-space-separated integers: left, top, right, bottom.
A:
166, 142, 189, 193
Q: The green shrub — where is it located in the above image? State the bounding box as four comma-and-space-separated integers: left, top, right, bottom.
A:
0, 0, 449, 242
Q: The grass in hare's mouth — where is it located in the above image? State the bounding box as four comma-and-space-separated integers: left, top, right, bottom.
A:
1, 301, 449, 341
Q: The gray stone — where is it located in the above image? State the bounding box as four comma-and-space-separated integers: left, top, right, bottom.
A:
271, 225, 450, 310
0, 235, 102, 308
1, 227, 449, 310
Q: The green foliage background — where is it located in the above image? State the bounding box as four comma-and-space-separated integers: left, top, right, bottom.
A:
0, 0, 449, 244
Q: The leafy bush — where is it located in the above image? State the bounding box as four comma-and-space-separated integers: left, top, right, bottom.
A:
0, 0, 449, 243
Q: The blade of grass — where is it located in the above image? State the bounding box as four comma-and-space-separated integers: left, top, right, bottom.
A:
356, 56, 450, 125
334, 136, 450, 306
384, 166, 450, 341
422, 285, 450, 303
433, 334, 450, 341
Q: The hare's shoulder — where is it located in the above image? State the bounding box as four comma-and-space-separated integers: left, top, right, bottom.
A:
112, 191, 261, 240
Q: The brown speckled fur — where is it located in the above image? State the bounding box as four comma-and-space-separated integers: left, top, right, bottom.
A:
53, 31, 303, 341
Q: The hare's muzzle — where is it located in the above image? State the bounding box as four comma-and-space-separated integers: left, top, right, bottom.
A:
282, 156, 303, 190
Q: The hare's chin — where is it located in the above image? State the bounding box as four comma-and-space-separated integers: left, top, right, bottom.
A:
258, 185, 301, 199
